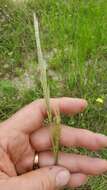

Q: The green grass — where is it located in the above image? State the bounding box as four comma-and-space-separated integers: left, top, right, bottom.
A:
0, 0, 107, 189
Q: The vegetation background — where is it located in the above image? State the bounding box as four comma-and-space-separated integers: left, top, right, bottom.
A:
0, 0, 107, 189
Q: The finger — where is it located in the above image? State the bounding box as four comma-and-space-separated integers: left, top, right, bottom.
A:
1, 98, 87, 133
31, 126, 107, 151
68, 173, 88, 188
3, 166, 70, 190
39, 151, 107, 175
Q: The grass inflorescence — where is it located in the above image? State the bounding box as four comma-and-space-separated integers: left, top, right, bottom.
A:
33, 13, 61, 164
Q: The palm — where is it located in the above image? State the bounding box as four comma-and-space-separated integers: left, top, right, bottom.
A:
0, 128, 35, 177
9, 131, 35, 175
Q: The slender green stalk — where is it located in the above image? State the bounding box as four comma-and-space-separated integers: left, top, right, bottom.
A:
33, 13, 61, 164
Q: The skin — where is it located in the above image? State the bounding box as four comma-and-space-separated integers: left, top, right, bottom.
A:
0, 97, 107, 189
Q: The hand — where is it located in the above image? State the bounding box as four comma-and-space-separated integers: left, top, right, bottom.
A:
0, 97, 107, 190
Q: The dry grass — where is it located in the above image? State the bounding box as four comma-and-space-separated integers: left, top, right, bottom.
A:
33, 13, 61, 164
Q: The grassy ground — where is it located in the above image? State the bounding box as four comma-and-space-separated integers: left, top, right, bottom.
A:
0, 0, 107, 189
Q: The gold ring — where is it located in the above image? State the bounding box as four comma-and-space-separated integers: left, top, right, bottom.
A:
33, 152, 39, 170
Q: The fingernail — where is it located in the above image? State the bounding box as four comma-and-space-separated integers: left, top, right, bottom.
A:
84, 100, 88, 107
98, 134, 107, 141
56, 170, 70, 188
82, 100, 88, 108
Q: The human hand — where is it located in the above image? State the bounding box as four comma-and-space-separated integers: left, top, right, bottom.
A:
0, 97, 107, 190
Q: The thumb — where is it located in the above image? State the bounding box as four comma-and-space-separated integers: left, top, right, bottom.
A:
5, 166, 70, 190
